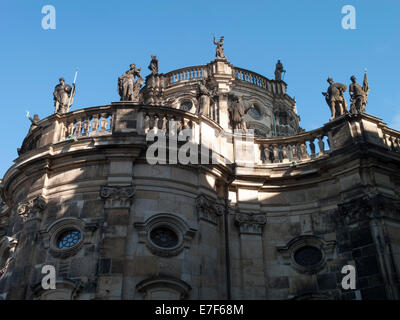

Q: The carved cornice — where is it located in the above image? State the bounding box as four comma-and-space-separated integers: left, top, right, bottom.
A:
195, 195, 224, 225
338, 194, 400, 224
16, 196, 47, 222
100, 185, 135, 208
235, 211, 266, 235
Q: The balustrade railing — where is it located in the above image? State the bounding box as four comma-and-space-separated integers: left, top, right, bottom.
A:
59, 107, 113, 142
165, 66, 206, 86
140, 106, 197, 138
232, 67, 285, 94
382, 128, 400, 153
256, 128, 331, 164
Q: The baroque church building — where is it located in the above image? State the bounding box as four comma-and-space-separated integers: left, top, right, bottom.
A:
0, 39, 400, 300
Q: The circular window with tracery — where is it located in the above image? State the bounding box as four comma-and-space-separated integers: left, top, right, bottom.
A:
150, 227, 179, 249
294, 246, 323, 267
57, 230, 82, 250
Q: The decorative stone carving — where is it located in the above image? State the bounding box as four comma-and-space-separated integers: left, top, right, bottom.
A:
213, 35, 226, 60
27, 112, 40, 134
53, 77, 75, 114
322, 78, 348, 121
274, 59, 286, 81
118, 64, 143, 102
148, 55, 159, 75
228, 95, 254, 132
349, 73, 369, 114
195, 195, 224, 225
17, 196, 47, 222
100, 185, 135, 208
235, 212, 266, 235
0, 236, 18, 276
197, 79, 215, 116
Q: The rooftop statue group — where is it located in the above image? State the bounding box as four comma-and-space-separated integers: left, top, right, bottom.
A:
322, 72, 370, 121
45, 36, 369, 133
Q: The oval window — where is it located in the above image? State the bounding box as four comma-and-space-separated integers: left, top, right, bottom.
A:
294, 246, 323, 267
150, 227, 179, 248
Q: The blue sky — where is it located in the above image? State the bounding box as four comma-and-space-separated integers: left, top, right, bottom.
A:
1, 0, 399, 177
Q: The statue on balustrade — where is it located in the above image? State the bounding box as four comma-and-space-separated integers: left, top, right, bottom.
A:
349, 73, 369, 114
228, 95, 254, 132
198, 79, 215, 116
274, 60, 286, 81
213, 36, 226, 60
322, 78, 348, 120
118, 64, 143, 102
148, 55, 159, 75
53, 77, 75, 114
26, 111, 40, 134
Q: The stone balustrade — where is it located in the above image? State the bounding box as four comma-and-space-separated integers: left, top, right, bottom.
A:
255, 127, 332, 164
232, 67, 286, 95
58, 106, 113, 142
140, 105, 197, 137
165, 66, 206, 86
383, 127, 400, 153
17, 104, 400, 169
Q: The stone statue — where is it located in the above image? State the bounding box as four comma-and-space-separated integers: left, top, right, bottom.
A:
148, 55, 159, 75
349, 73, 369, 114
118, 64, 143, 102
53, 77, 75, 114
26, 111, 40, 133
274, 60, 286, 81
213, 36, 226, 60
228, 95, 254, 132
322, 78, 348, 120
198, 79, 215, 116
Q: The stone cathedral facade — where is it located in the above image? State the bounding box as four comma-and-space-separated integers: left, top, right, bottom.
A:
1, 43, 400, 300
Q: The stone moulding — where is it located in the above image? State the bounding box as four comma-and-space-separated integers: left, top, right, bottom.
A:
195, 195, 224, 225
136, 275, 192, 300
235, 211, 267, 235
100, 185, 135, 208
16, 196, 47, 222
276, 235, 336, 275
31, 278, 83, 300
41, 217, 99, 259
134, 213, 197, 258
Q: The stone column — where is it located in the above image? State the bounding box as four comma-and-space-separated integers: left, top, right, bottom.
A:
207, 59, 234, 132
235, 212, 267, 299
195, 195, 225, 299
97, 185, 135, 300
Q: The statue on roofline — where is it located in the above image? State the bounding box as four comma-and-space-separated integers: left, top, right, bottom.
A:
274, 60, 286, 81
213, 36, 226, 60
53, 77, 75, 114
322, 77, 348, 121
148, 55, 159, 75
118, 64, 143, 102
349, 72, 369, 114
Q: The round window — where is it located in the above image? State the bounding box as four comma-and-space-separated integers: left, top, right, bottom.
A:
180, 100, 193, 111
250, 108, 261, 117
150, 227, 179, 248
294, 246, 323, 267
57, 230, 82, 250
